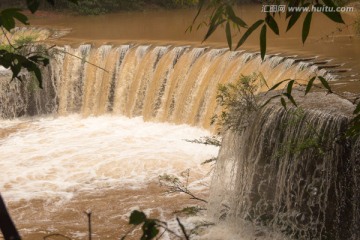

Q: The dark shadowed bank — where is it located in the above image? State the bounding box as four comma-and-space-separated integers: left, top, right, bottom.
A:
0, 0, 198, 15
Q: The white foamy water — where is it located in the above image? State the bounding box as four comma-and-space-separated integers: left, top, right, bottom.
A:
0, 115, 218, 202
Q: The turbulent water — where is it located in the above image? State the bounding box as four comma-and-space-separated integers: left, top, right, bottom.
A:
0, 44, 329, 127
0, 44, 357, 239
208, 93, 360, 239
0, 115, 218, 239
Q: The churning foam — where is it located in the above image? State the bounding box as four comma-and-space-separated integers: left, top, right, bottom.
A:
0, 115, 219, 203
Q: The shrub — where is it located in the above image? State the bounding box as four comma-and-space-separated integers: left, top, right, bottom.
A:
213, 73, 265, 131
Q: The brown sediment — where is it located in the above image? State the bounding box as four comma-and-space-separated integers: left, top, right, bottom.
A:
8, 182, 208, 240
0, 123, 28, 139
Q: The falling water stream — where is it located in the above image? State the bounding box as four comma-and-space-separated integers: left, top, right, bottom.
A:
0, 4, 359, 240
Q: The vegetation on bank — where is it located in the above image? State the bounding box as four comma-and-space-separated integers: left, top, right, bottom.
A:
0, 0, 198, 15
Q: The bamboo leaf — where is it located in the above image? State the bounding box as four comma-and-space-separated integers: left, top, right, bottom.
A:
318, 76, 333, 93
302, 12, 313, 44
260, 24, 267, 60
261, 94, 281, 108
268, 79, 291, 91
235, 19, 264, 49
225, 21, 232, 50
305, 76, 316, 95
203, 6, 225, 42
26, 0, 41, 13
192, 0, 205, 24
322, 10, 344, 24
286, 0, 301, 19
281, 97, 287, 110
226, 5, 247, 28
283, 93, 298, 107
287, 11, 302, 32
203, 19, 225, 42
287, 79, 295, 95
322, 0, 337, 7
266, 14, 279, 35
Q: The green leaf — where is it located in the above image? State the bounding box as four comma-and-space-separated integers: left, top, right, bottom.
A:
129, 210, 147, 225
26, 0, 41, 13
261, 94, 281, 108
322, 11, 344, 24
305, 76, 316, 95
354, 103, 360, 115
141, 220, 159, 240
286, 0, 300, 18
260, 24, 267, 60
203, 19, 225, 42
202, 6, 225, 42
268, 79, 291, 91
281, 97, 287, 110
302, 12, 313, 44
315, 0, 344, 23
283, 93, 298, 107
287, 11, 302, 32
314, 3, 344, 24
12, 11, 29, 25
287, 79, 295, 95
0, 8, 28, 31
266, 14, 279, 35
226, 5, 247, 28
235, 19, 264, 50
225, 21, 232, 50
10, 62, 21, 80
0, 9, 29, 30
322, 0, 337, 7
32, 66, 43, 88
192, 0, 205, 24
318, 76, 333, 93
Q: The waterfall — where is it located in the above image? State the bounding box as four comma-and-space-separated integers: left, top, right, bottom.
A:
0, 44, 327, 130
0, 44, 358, 238
208, 92, 360, 239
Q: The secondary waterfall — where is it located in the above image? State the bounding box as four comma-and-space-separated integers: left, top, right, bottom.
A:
208, 93, 360, 239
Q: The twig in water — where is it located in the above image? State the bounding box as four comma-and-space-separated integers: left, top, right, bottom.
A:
85, 210, 92, 240
176, 217, 190, 240
53, 48, 109, 73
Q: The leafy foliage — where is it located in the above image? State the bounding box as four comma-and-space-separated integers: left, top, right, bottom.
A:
122, 210, 159, 240
191, 0, 345, 60
56, 0, 198, 14
213, 73, 265, 131
0, 0, 77, 88
262, 75, 360, 138
122, 210, 201, 240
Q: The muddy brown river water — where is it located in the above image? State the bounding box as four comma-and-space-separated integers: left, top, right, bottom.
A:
1, 4, 360, 240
